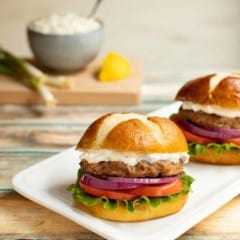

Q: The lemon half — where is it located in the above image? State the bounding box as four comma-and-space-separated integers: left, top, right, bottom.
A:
98, 52, 131, 82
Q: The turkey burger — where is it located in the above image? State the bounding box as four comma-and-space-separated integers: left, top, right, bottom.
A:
173, 73, 240, 164
68, 113, 194, 222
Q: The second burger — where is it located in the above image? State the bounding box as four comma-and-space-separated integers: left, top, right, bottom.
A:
173, 73, 240, 164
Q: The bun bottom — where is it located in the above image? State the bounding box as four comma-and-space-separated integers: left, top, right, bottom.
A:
190, 148, 240, 164
74, 193, 188, 222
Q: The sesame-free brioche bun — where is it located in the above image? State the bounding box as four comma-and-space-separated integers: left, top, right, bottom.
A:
74, 192, 189, 222
77, 113, 188, 153
175, 73, 240, 108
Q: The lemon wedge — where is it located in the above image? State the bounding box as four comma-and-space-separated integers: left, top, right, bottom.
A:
98, 52, 131, 82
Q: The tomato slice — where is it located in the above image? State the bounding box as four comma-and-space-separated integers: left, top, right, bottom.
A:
173, 118, 215, 144
179, 126, 215, 144
180, 126, 240, 146
80, 178, 183, 199
223, 138, 240, 146
79, 181, 138, 200
125, 178, 183, 197
174, 118, 240, 146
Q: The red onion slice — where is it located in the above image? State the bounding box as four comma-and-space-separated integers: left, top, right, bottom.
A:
107, 175, 180, 184
81, 174, 144, 190
178, 119, 240, 139
81, 174, 180, 190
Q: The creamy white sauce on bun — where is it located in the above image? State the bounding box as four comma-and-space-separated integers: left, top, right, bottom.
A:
79, 149, 189, 166
182, 101, 240, 118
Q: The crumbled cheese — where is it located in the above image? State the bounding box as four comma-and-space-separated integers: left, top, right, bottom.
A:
29, 13, 100, 35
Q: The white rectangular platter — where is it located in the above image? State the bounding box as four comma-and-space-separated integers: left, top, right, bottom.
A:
12, 103, 240, 240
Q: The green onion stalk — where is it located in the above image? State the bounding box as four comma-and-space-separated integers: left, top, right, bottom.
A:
0, 47, 72, 107
24, 62, 73, 89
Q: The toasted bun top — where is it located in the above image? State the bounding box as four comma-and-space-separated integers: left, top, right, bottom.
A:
175, 73, 240, 108
76, 113, 188, 153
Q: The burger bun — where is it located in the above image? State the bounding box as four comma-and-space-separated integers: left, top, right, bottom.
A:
74, 193, 188, 222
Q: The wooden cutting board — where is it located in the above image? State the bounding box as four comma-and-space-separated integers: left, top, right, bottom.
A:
0, 60, 142, 105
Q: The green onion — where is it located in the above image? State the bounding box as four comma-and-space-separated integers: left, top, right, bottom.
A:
24, 62, 73, 89
0, 47, 72, 107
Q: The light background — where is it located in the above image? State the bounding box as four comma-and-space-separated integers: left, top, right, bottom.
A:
0, 0, 239, 72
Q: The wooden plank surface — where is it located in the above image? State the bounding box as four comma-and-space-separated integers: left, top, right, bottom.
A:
0, 192, 239, 240
0, 60, 142, 105
0, 72, 239, 239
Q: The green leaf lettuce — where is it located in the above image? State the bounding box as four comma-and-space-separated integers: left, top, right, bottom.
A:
188, 142, 240, 156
